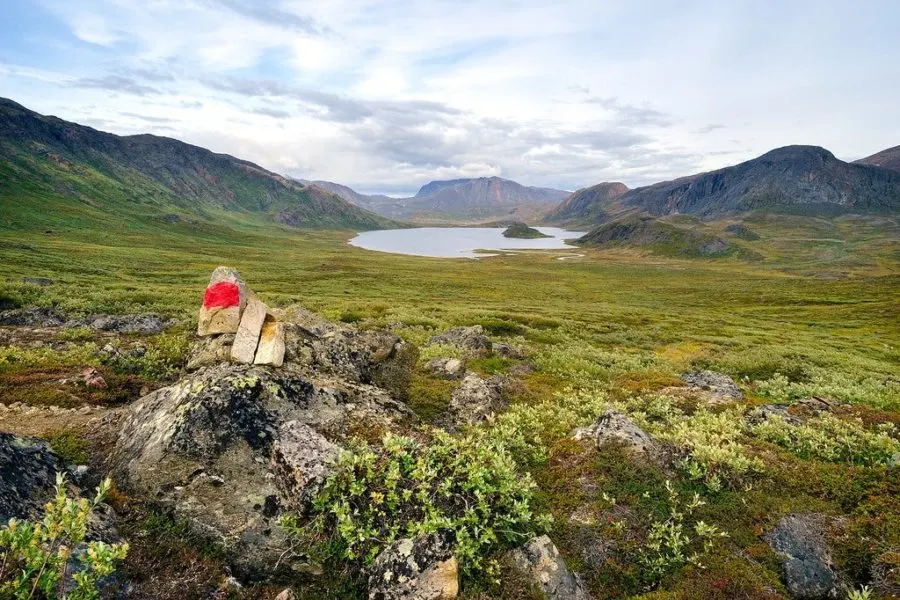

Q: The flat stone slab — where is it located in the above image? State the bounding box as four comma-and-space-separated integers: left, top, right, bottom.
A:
231, 298, 268, 364
254, 315, 285, 367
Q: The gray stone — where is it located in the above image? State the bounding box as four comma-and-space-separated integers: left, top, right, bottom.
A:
368, 531, 458, 600
426, 358, 465, 380
22, 277, 53, 286
270, 421, 339, 514
448, 374, 506, 425
187, 333, 235, 370
507, 535, 591, 600
765, 514, 840, 600
274, 589, 296, 600
78, 313, 174, 335
747, 404, 802, 426
0, 307, 66, 327
254, 316, 285, 367
231, 298, 268, 364
0, 433, 64, 522
680, 370, 743, 402
428, 326, 492, 356
573, 409, 658, 456
493, 342, 525, 359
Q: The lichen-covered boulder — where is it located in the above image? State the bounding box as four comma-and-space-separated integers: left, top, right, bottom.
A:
427, 326, 492, 357
493, 342, 525, 359
765, 514, 841, 600
110, 363, 413, 581
680, 370, 743, 403
448, 374, 506, 426
187, 333, 235, 371
0, 433, 64, 522
506, 535, 591, 600
573, 409, 658, 457
368, 531, 458, 600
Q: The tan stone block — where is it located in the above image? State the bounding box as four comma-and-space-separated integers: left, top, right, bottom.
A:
231, 298, 268, 363
254, 315, 285, 367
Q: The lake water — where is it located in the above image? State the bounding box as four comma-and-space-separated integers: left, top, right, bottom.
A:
348, 227, 586, 258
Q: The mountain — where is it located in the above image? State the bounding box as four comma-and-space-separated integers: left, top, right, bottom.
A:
0, 98, 392, 232
575, 216, 732, 257
545, 145, 900, 227
854, 145, 900, 173
544, 182, 628, 224
301, 176, 569, 222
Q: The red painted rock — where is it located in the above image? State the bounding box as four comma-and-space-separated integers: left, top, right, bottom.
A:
82, 367, 107, 389
231, 298, 268, 364
197, 267, 251, 336
254, 315, 285, 367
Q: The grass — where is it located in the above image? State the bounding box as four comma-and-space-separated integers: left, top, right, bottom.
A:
0, 207, 898, 598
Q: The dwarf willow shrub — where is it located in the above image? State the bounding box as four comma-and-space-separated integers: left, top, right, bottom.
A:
754, 367, 900, 411
0, 475, 128, 600
300, 429, 550, 579
533, 341, 664, 387
618, 395, 763, 491
639, 481, 728, 584
750, 414, 900, 467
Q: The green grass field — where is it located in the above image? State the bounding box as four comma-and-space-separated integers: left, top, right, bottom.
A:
1, 211, 898, 599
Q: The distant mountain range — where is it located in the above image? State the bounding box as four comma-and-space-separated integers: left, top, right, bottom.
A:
0, 98, 392, 233
303, 176, 569, 222
545, 145, 900, 228
855, 145, 900, 173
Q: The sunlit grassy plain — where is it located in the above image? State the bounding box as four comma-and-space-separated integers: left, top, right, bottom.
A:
1, 208, 898, 598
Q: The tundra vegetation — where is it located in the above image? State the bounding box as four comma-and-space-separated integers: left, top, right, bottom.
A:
0, 208, 898, 599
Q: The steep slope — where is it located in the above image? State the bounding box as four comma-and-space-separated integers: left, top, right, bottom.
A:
547, 146, 900, 227
298, 179, 396, 210
544, 182, 629, 225
854, 145, 900, 173
413, 177, 568, 209
0, 98, 392, 232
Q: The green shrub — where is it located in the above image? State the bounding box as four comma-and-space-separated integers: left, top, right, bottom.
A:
292, 429, 550, 580
57, 328, 93, 342
0, 474, 128, 600
46, 430, 90, 465
750, 414, 899, 467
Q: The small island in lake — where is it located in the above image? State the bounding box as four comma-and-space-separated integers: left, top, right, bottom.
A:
502, 222, 551, 239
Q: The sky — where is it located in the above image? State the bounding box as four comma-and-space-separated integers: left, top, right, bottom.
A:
1, 1, 898, 196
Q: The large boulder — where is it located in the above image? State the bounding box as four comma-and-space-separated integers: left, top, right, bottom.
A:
448, 374, 506, 426
573, 409, 659, 457
765, 514, 841, 600
368, 531, 458, 600
0, 432, 64, 522
110, 363, 414, 581
427, 326, 492, 357
506, 535, 591, 600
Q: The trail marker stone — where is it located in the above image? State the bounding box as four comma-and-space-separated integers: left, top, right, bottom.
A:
198, 267, 251, 336
254, 315, 285, 367
231, 298, 268, 363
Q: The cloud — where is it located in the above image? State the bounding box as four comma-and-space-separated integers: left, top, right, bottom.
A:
584, 97, 673, 127
249, 106, 291, 118
199, 0, 325, 35
72, 75, 161, 96
694, 124, 727, 134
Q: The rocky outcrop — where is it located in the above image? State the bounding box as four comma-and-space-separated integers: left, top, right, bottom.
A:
573, 409, 658, 457
426, 358, 465, 380
493, 342, 525, 359
448, 374, 506, 425
679, 370, 743, 404
0, 307, 174, 334
506, 535, 591, 600
0, 432, 64, 522
427, 326, 492, 357
368, 531, 458, 600
765, 514, 841, 600
110, 363, 413, 581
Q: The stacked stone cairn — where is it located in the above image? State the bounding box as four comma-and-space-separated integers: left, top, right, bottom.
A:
197, 267, 285, 367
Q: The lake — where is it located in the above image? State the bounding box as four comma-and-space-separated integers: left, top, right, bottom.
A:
348, 227, 586, 258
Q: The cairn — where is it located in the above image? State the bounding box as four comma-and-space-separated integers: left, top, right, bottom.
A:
196, 267, 285, 367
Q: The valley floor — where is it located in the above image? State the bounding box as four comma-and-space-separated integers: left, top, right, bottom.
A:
0, 213, 898, 599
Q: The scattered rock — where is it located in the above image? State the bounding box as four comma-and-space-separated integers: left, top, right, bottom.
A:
82, 366, 107, 389
254, 315, 286, 367
187, 333, 236, 371
428, 326, 492, 357
765, 514, 840, 600
231, 297, 268, 364
747, 403, 802, 426
75, 313, 174, 335
274, 589, 296, 600
0, 307, 67, 327
198, 267, 251, 336
573, 409, 658, 457
22, 276, 53, 286
426, 358, 465, 380
0, 432, 64, 522
448, 374, 506, 425
493, 342, 525, 359
680, 370, 743, 403
506, 535, 591, 600
368, 531, 458, 600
